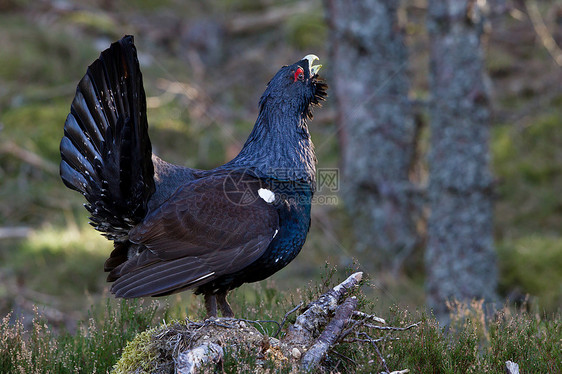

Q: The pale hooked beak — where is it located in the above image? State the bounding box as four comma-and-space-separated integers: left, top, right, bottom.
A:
303, 54, 322, 75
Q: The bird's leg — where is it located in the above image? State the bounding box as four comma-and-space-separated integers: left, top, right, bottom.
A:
204, 293, 217, 318
217, 291, 234, 318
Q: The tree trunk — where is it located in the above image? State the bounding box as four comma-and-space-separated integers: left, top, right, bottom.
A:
324, 0, 419, 271
425, 0, 498, 318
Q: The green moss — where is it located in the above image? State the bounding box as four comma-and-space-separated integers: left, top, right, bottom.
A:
112, 327, 160, 374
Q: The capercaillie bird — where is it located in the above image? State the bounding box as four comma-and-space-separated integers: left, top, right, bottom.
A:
60, 36, 327, 317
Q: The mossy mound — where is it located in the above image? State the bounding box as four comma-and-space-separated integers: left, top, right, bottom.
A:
112, 318, 273, 373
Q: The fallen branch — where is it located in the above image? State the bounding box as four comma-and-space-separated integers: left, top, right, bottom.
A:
283, 271, 363, 349
300, 296, 358, 371
363, 322, 421, 332
113, 271, 417, 373
353, 310, 386, 324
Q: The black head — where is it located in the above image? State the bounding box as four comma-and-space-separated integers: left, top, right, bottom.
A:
259, 55, 328, 120
226, 55, 327, 184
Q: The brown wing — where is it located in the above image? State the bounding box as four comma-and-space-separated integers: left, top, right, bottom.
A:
109, 172, 278, 298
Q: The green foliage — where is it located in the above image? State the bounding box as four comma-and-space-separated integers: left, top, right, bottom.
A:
487, 308, 562, 373
2, 100, 69, 162
379, 311, 450, 373
7, 225, 109, 297
0, 14, 95, 90
0, 299, 161, 374
497, 236, 562, 313
371, 302, 561, 374
285, 12, 327, 50
0, 99, 74, 226
491, 110, 562, 314
492, 112, 562, 234
1, 275, 561, 373
227, 282, 302, 336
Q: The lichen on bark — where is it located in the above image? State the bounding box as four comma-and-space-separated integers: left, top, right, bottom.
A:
425, 0, 498, 319
324, 0, 420, 272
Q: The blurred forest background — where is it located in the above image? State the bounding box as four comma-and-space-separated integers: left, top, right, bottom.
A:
1, 0, 561, 333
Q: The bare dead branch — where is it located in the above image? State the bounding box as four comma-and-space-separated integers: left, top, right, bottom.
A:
300, 296, 358, 371
115, 272, 416, 373
358, 331, 390, 373
340, 311, 399, 342
363, 322, 421, 332
274, 302, 303, 338
330, 349, 358, 366
353, 310, 386, 324
526, 0, 562, 66
235, 318, 280, 334
341, 336, 391, 344
283, 272, 363, 348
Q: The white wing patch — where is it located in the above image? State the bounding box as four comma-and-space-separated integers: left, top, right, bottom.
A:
258, 188, 275, 203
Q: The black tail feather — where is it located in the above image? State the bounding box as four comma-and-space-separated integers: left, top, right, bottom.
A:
60, 35, 155, 241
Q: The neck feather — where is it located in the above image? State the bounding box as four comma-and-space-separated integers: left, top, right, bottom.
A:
227, 104, 316, 184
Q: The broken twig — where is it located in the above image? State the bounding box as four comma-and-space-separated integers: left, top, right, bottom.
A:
301, 296, 358, 371
284, 272, 363, 348
274, 302, 303, 338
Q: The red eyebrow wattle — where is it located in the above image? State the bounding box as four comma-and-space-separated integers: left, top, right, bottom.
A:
294, 67, 304, 82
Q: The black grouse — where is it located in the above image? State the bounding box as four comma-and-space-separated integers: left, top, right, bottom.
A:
59, 36, 327, 317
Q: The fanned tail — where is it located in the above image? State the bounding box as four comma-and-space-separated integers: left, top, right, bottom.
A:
60, 35, 155, 242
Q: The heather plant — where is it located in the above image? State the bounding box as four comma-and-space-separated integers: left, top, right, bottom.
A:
0, 300, 161, 373
0, 288, 561, 373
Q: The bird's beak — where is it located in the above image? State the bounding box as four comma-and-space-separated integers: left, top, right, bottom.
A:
303, 54, 322, 75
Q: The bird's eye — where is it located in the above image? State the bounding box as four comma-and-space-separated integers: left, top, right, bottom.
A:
293, 67, 304, 82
